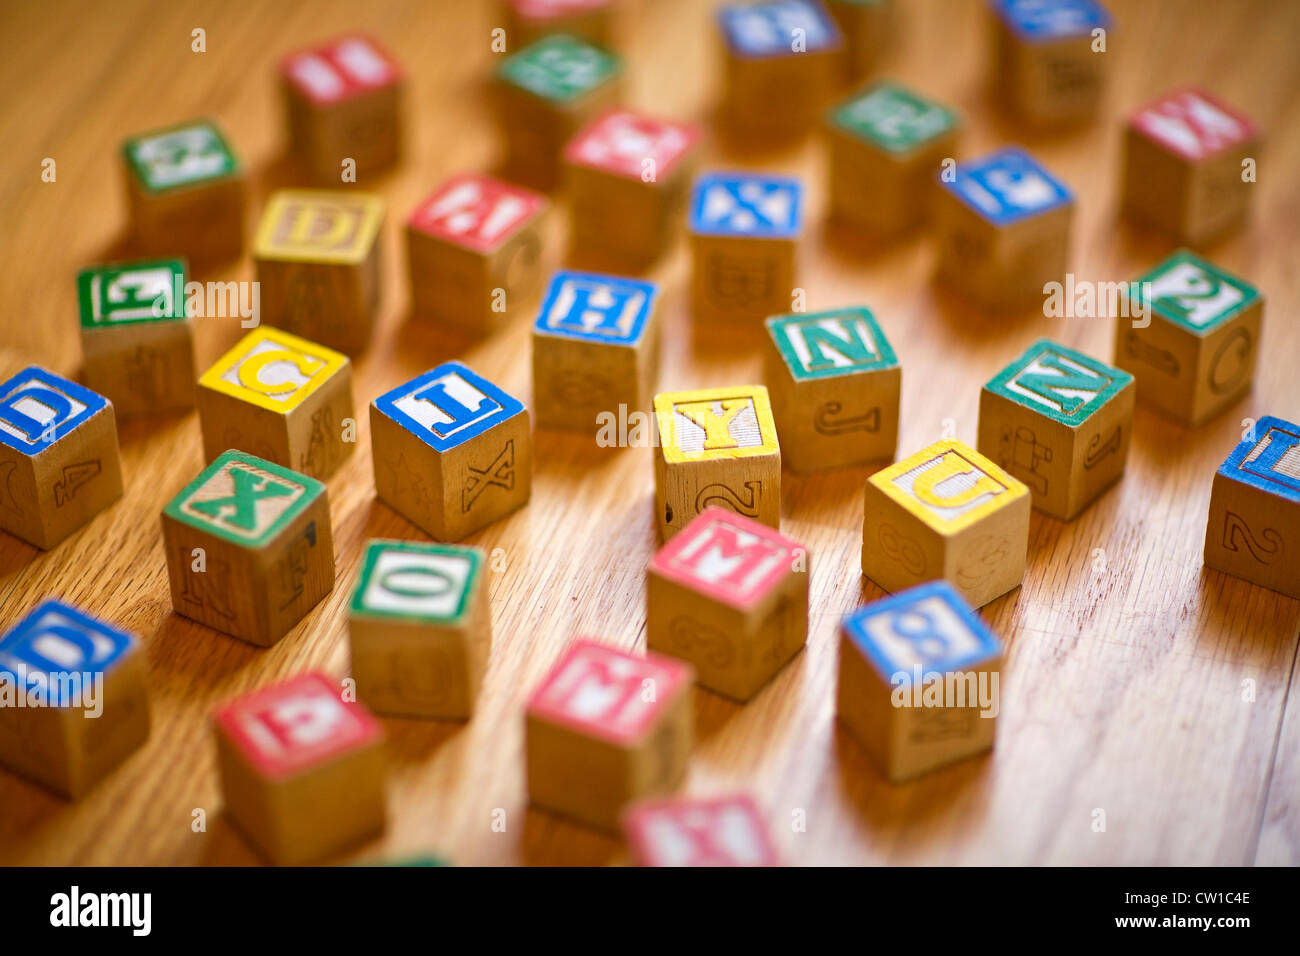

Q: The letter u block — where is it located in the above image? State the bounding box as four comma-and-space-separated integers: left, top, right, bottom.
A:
623, 794, 781, 866
861, 439, 1029, 608
991, 0, 1111, 125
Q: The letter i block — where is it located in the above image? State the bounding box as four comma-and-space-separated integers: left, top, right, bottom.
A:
838, 580, 1002, 783
825, 0, 895, 78
623, 794, 781, 866
978, 339, 1133, 520
763, 307, 900, 472
213, 672, 385, 864
1203, 416, 1300, 599
371, 362, 532, 540
161, 451, 335, 646
862, 439, 1029, 608
0, 601, 149, 799
526, 640, 693, 830
502, 0, 619, 49
647, 507, 807, 700
990, 0, 1111, 125
532, 270, 660, 430
0, 368, 123, 550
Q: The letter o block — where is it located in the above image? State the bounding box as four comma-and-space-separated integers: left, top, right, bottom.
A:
623, 794, 781, 866
991, 0, 1111, 125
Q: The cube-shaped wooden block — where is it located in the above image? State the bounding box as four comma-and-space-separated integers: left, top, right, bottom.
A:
653, 385, 781, 541
121, 119, 245, 264
1121, 88, 1260, 246
690, 172, 803, 323
348, 539, 491, 719
838, 580, 1002, 782
978, 339, 1134, 520
763, 306, 900, 472
161, 451, 335, 646
214, 672, 385, 865
0, 601, 150, 799
647, 507, 807, 700
0, 367, 123, 550
196, 326, 355, 480
826, 0, 894, 78
1203, 416, 1300, 599
623, 794, 781, 866
526, 639, 693, 830
371, 361, 533, 540
1115, 250, 1262, 426
503, 0, 619, 49
935, 147, 1073, 310
991, 0, 1111, 124
861, 438, 1029, 608
532, 270, 660, 431
406, 173, 549, 334
253, 189, 385, 355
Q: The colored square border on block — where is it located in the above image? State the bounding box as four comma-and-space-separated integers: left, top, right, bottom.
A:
534, 271, 658, 345
121, 120, 241, 193
940, 147, 1072, 226
563, 110, 700, 181
654, 386, 780, 466
990, 0, 1111, 42
496, 34, 621, 103
766, 306, 897, 382
373, 361, 526, 454
623, 794, 781, 867
77, 259, 188, 328
350, 539, 483, 624
280, 34, 403, 106
689, 172, 803, 239
253, 190, 385, 265
984, 339, 1132, 426
1135, 249, 1260, 335
717, 1, 843, 58
869, 438, 1027, 534
0, 600, 137, 706
407, 174, 546, 255
0, 367, 109, 455
198, 327, 349, 414
1217, 416, 1300, 505
1128, 88, 1258, 163
827, 83, 959, 155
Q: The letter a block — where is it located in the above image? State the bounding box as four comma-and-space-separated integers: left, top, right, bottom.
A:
0, 601, 150, 799
371, 362, 532, 540
838, 580, 1002, 783
162, 451, 335, 646
526, 640, 693, 830
991, 0, 1111, 125
623, 794, 781, 866
978, 339, 1133, 520
862, 439, 1029, 608
0, 367, 123, 550
1203, 416, 1300, 599
214, 672, 385, 864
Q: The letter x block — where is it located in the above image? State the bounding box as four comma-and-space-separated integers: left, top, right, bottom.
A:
623, 794, 781, 866
371, 362, 532, 540
161, 451, 335, 646
526, 639, 693, 830
0, 367, 123, 550
978, 339, 1133, 520
0, 601, 150, 799
861, 438, 1029, 608
503, 0, 619, 49
991, 0, 1111, 125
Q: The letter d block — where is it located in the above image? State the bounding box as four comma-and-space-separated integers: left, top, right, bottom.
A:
162, 451, 335, 646
0, 601, 150, 798
622, 794, 781, 866
991, 0, 1111, 124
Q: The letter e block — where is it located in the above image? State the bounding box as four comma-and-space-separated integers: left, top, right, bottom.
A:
623, 794, 781, 866
991, 0, 1111, 124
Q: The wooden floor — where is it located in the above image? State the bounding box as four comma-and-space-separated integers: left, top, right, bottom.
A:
1, 0, 1298, 866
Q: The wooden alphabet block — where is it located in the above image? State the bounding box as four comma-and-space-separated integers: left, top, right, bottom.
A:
371, 361, 532, 540
0, 367, 123, 550
1203, 416, 1300, 599
647, 507, 807, 700
825, 0, 894, 78
196, 326, 354, 480
763, 306, 900, 471
653, 385, 781, 541
214, 672, 385, 864
502, 0, 619, 49
253, 189, 385, 355
861, 438, 1029, 608
0, 601, 150, 799
838, 580, 1002, 782
348, 539, 491, 719
161, 451, 335, 646
991, 0, 1111, 125
526, 639, 693, 830
623, 794, 780, 866
978, 339, 1133, 520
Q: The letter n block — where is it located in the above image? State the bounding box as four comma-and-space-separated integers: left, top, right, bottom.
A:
991, 0, 1111, 124
623, 794, 781, 866
526, 640, 693, 830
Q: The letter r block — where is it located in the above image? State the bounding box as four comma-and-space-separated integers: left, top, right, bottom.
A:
623, 794, 781, 866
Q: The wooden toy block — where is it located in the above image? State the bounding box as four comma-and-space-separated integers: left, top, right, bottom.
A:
1203, 416, 1300, 599
1121, 89, 1260, 246
935, 147, 1073, 310
213, 671, 385, 865
196, 326, 354, 480
0, 601, 150, 799
647, 507, 807, 700
371, 361, 532, 540
653, 385, 781, 541
406, 173, 549, 335
861, 438, 1029, 608
161, 450, 335, 646
121, 119, 245, 264
689, 172, 803, 323
838, 580, 1002, 782
348, 539, 491, 719
280, 34, 404, 184
824, 81, 959, 236
978, 339, 1133, 521
991, 0, 1111, 125
763, 306, 900, 472
623, 794, 781, 866
526, 639, 693, 830
253, 189, 385, 355
502, 0, 619, 49
532, 270, 660, 431
1115, 250, 1262, 426
563, 109, 701, 263
825, 0, 894, 78
0, 367, 123, 550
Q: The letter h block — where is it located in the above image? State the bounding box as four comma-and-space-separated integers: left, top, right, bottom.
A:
991, 0, 1111, 125
623, 794, 781, 866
